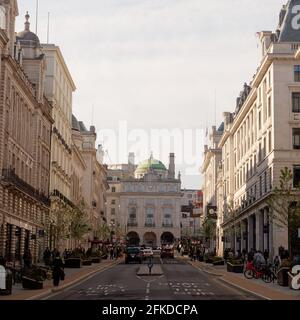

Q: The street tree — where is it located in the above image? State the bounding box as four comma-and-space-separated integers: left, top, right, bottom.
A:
69, 200, 91, 248
267, 167, 300, 255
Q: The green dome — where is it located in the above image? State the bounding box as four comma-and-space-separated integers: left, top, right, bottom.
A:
135, 157, 167, 174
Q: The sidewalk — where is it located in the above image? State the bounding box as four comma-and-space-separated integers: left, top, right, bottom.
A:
179, 256, 300, 300
0, 258, 122, 300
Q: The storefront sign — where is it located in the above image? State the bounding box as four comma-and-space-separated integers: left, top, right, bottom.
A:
291, 265, 300, 290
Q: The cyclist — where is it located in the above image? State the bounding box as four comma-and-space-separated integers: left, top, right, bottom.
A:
253, 251, 266, 271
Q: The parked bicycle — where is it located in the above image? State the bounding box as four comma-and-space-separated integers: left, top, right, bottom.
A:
244, 261, 276, 283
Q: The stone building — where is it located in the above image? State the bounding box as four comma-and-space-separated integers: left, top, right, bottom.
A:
180, 189, 203, 239
107, 153, 182, 246
216, 0, 300, 258
0, 5, 53, 263
77, 120, 109, 247
202, 124, 224, 217
41, 43, 76, 250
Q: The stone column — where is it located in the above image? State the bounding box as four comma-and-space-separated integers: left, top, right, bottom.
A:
0, 221, 6, 257
255, 211, 264, 251
10, 225, 16, 261
20, 228, 25, 260
263, 209, 269, 252
247, 215, 254, 251
240, 222, 244, 252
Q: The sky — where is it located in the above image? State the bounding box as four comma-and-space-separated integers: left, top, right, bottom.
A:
16, 0, 285, 188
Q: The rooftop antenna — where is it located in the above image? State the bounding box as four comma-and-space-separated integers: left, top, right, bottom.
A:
214, 89, 217, 127
35, 0, 39, 36
47, 12, 50, 44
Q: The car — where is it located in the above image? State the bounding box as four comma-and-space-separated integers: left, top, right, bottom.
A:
142, 248, 154, 260
161, 247, 174, 259
125, 247, 142, 264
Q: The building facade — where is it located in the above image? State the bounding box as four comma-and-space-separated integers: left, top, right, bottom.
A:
180, 189, 203, 239
0, 5, 53, 263
202, 124, 224, 219
107, 153, 182, 246
41, 43, 76, 250
216, 0, 300, 258
78, 121, 109, 247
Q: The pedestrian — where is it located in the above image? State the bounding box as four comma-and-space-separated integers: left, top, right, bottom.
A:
273, 255, 281, 272
247, 249, 254, 262
263, 249, 269, 263
52, 252, 64, 287
43, 247, 51, 266
110, 247, 114, 260
23, 249, 32, 271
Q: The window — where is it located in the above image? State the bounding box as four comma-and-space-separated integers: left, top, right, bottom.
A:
111, 199, 116, 205
258, 143, 261, 162
269, 167, 272, 190
163, 208, 172, 227
111, 208, 115, 215
293, 166, 300, 187
145, 207, 155, 226
292, 93, 300, 112
111, 187, 116, 193
268, 96, 272, 118
128, 207, 137, 225
294, 65, 300, 82
293, 128, 300, 149
260, 176, 263, 196
258, 111, 261, 130
264, 171, 267, 193
268, 131, 272, 153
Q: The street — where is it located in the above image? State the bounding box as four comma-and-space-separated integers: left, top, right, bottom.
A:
45, 257, 260, 300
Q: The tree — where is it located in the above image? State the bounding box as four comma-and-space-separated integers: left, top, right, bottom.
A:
49, 199, 73, 250
226, 199, 239, 251
97, 224, 111, 242
267, 167, 300, 255
69, 200, 91, 248
202, 216, 216, 249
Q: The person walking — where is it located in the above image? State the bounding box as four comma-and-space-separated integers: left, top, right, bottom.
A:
23, 249, 32, 271
52, 252, 64, 287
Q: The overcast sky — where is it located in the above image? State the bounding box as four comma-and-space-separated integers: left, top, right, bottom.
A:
17, 0, 285, 189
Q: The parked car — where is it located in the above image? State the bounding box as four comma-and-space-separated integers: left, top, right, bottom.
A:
161, 247, 174, 259
142, 248, 154, 260
125, 247, 142, 264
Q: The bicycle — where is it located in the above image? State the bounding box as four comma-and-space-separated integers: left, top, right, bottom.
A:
244, 261, 275, 283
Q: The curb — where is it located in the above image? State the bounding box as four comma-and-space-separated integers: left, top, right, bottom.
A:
217, 277, 270, 300
185, 259, 271, 300
27, 259, 122, 300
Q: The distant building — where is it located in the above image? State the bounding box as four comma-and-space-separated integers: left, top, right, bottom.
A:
106, 153, 182, 246
180, 190, 203, 239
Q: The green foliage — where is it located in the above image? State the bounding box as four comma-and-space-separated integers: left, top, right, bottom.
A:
267, 167, 300, 254
202, 217, 216, 239
69, 200, 91, 243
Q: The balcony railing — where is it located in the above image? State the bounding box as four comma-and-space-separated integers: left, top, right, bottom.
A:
162, 223, 173, 228
145, 222, 155, 227
127, 221, 138, 227
1, 168, 50, 207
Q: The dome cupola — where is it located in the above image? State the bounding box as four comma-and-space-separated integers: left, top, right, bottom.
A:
16, 11, 40, 48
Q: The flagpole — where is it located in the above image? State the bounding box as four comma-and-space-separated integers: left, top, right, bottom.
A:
35, 0, 39, 36
47, 12, 50, 44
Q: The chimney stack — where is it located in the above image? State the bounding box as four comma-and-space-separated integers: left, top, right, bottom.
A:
168, 153, 175, 179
